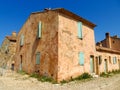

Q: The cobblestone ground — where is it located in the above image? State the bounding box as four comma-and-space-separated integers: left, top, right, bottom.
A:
0, 69, 120, 90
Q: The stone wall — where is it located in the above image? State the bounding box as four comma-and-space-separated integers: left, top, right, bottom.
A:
96, 51, 120, 74
15, 10, 58, 80
57, 13, 96, 81
0, 33, 16, 69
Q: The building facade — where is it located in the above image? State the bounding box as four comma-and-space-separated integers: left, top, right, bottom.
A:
14, 8, 120, 82
15, 8, 97, 81
95, 33, 120, 75
0, 32, 17, 69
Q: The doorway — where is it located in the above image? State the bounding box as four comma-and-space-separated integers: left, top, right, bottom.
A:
104, 59, 108, 73
95, 57, 99, 75
20, 55, 23, 71
118, 59, 120, 70
90, 56, 94, 73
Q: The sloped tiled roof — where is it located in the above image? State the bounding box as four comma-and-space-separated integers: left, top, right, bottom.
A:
32, 8, 96, 28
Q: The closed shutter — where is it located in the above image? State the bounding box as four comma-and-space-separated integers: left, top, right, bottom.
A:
79, 52, 84, 65
78, 22, 83, 39
20, 34, 24, 46
37, 21, 42, 38
36, 52, 40, 64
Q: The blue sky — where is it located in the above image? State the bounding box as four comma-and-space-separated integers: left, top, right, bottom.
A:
0, 0, 120, 45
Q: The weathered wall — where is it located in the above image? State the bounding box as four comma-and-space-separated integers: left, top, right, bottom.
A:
0, 35, 16, 68
57, 13, 96, 81
110, 38, 120, 51
15, 11, 58, 80
96, 51, 120, 74
99, 33, 120, 51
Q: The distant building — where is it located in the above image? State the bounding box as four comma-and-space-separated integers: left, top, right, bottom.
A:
0, 32, 17, 70
96, 33, 120, 74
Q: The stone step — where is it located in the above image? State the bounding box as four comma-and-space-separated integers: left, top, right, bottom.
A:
90, 73, 99, 78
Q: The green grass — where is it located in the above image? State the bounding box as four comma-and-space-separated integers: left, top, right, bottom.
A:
17, 70, 27, 75
30, 73, 57, 84
29, 72, 92, 84
60, 73, 93, 85
74, 73, 92, 80
100, 69, 120, 78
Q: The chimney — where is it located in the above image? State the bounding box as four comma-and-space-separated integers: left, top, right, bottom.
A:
12, 32, 17, 37
105, 32, 111, 48
105, 32, 110, 38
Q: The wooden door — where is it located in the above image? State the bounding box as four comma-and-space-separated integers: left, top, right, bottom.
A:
96, 57, 99, 75
104, 59, 108, 73
90, 56, 94, 73
119, 59, 120, 70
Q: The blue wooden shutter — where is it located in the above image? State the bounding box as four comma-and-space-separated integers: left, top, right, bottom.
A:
20, 34, 24, 46
78, 22, 82, 39
36, 52, 40, 64
115, 57, 117, 64
113, 57, 116, 64
79, 52, 84, 65
37, 21, 42, 38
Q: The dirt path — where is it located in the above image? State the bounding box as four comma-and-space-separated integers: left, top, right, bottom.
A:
0, 70, 120, 90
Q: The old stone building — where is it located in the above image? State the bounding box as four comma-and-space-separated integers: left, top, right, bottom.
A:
15, 8, 96, 82
96, 33, 120, 75
0, 32, 17, 70
14, 8, 120, 82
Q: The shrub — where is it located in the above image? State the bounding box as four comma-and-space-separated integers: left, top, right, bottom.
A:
60, 79, 68, 84
30, 73, 39, 78
17, 70, 27, 75
75, 73, 92, 80
38, 76, 53, 82
30, 73, 56, 83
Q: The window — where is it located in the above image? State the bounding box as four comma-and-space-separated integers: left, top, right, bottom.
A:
20, 34, 24, 46
78, 52, 84, 65
37, 21, 42, 39
78, 22, 83, 39
36, 52, 40, 64
113, 57, 117, 64
113, 41, 115, 43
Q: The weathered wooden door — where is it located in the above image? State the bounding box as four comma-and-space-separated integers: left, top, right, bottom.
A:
104, 59, 108, 73
119, 59, 120, 70
96, 57, 99, 75
90, 56, 94, 73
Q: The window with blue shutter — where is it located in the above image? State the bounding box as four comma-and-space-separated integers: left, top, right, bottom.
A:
79, 52, 84, 65
20, 34, 24, 46
113, 57, 117, 64
36, 52, 40, 64
37, 21, 42, 39
78, 22, 83, 39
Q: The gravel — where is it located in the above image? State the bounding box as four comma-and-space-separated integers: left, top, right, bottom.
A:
0, 69, 120, 90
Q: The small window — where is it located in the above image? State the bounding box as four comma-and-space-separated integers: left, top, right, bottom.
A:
78, 52, 84, 65
113, 41, 115, 43
36, 52, 40, 64
78, 22, 83, 39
